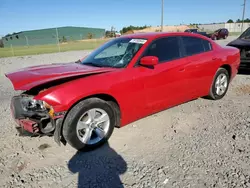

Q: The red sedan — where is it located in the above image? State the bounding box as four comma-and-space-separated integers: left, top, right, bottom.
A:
6, 32, 240, 151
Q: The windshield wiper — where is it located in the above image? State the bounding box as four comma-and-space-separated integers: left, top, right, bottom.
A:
75, 59, 81, 63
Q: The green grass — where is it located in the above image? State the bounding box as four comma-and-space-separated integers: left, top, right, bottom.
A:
0, 39, 110, 58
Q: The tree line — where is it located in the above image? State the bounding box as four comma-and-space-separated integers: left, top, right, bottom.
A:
227, 18, 250, 23
120, 25, 150, 34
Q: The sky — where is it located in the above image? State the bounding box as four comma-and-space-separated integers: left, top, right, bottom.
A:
0, 0, 249, 36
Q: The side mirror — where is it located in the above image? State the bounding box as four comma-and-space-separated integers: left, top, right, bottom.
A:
140, 56, 159, 66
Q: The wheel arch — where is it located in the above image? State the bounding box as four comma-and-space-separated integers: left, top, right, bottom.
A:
220, 64, 232, 80
56, 93, 121, 146
66, 93, 121, 126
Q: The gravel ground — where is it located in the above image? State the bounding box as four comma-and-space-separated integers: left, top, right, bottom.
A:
1, 36, 250, 188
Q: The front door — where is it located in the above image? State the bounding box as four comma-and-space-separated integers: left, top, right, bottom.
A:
133, 36, 194, 114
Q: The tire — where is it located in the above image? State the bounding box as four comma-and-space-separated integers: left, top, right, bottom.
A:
62, 98, 116, 151
213, 36, 217, 40
208, 68, 230, 100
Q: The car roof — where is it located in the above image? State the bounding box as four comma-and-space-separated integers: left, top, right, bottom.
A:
120, 32, 209, 40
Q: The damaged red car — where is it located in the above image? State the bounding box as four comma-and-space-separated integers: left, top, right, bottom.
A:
6, 32, 240, 151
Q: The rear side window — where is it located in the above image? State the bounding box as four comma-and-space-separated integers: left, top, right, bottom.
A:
203, 40, 212, 52
143, 37, 182, 62
182, 36, 212, 56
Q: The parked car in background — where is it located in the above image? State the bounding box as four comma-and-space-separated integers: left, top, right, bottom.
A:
6, 32, 240, 151
227, 27, 250, 69
184, 28, 210, 38
210, 28, 229, 40
184, 29, 199, 33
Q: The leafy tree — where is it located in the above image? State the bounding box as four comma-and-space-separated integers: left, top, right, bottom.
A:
105, 31, 115, 38
120, 25, 149, 34
87, 33, 93, 39
189, 23, 199, 28
235, 18, 250, 23
236, 19, 242, 23
245, 18, 250, 23
227, 19, 234, 23
62, 36, 67, 42
59, 36, 67, 43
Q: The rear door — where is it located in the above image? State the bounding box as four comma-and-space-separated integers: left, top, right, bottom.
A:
181, 36, 218, 97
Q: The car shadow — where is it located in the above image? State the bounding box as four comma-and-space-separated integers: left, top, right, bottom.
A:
67, 142, 127, 188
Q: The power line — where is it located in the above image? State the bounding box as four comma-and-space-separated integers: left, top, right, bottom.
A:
241, 0, 246, 33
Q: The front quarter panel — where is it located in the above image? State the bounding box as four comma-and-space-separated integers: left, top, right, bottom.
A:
34, 69, 146, 126
34, 72, 119, 112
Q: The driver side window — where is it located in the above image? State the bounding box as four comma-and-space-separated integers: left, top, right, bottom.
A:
143, 37, 182, 63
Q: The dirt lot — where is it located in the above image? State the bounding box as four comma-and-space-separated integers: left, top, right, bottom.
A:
1, 36, 250, 188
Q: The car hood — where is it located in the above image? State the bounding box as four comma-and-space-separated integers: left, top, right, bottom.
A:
227, 38, 250, 48
5, 62, 116, 90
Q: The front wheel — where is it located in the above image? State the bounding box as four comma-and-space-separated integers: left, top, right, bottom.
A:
62, 98, 116, 151
207, 68, 230, 100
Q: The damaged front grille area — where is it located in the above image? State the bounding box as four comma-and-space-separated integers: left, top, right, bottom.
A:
11, 95, 56, 135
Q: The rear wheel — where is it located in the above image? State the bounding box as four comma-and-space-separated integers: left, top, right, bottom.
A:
62, 98, 116, 151
208, 68, 230, 100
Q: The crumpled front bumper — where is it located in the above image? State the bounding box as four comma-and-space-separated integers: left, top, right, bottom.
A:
10, 96, 67, 145
10, 96, 50, 133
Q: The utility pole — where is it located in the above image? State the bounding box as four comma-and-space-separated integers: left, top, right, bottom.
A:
111, 26, 115, 37
241, 0, 246, 33
55, 27, 61, 52
161, 0, 164, 32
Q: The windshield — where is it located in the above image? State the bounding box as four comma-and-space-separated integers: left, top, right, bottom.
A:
239, 28, 250, 39
81, 37, 147, 68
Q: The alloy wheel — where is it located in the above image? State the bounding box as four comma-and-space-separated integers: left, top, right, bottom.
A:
76, 108, 110, 145
215, 73, 228, 96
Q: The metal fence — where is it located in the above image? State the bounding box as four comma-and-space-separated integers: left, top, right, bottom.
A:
2, 27, 106, 48
0, 38, 110, 58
